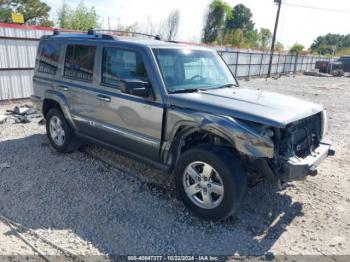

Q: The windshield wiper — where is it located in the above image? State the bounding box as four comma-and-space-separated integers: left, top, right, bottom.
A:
214, 83, 237, 89
169, 84, 237, 94
169, 88, 202, 94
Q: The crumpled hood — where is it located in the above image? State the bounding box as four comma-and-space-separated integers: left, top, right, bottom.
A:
168, 88, 324, 128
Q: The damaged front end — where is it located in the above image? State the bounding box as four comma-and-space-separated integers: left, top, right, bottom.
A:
226, 111, 335, 186
269, 111, 335, 185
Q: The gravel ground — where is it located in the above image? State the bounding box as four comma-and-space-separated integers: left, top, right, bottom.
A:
0, 75, 349, 258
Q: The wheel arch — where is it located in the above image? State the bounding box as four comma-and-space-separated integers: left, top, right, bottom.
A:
42, 90, 77, 130
162, 114, 274, 169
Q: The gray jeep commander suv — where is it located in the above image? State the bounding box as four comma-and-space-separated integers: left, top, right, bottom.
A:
31, 29, 334, 221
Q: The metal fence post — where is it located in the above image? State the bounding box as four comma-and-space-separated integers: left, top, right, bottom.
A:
247, 53, 252, 78
282, 54, 286, 74
235, 51, 239, 77
276, 53, 280, 74
259, 53, 264, 77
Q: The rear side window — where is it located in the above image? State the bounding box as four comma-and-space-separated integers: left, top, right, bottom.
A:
64, 45, 96, 82
102, 47, 148, 87
38, 41, 61, 75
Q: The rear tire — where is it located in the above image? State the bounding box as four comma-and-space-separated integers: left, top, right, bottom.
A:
175, 145, 247, 221
46, 108, 80, 153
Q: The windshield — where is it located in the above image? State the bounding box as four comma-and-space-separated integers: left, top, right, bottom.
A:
153, 48, 238, 93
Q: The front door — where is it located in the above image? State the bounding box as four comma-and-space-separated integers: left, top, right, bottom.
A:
89, 45, 164, 161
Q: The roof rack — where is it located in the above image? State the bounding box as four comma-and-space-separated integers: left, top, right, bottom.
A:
53, 29, 84, 35
94, 29, 161, 40
51, 28, 162, 41
52, 28, 114, 40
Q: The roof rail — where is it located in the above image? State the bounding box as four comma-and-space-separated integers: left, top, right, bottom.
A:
53, 28, 84, 35
51, 28, 163, 41
94, 29, 161, 40
51, 28, 114, 40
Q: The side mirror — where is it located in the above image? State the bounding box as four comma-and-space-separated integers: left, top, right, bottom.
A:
120, 79, 151, 97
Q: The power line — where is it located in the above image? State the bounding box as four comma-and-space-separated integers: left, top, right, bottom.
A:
284, 1, 350, 13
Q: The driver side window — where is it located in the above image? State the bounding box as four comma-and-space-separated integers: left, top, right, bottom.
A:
102, 47, 149, 87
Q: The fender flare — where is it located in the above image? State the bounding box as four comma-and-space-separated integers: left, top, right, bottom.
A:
44, 90, 77, 129
163, 112, 274, 165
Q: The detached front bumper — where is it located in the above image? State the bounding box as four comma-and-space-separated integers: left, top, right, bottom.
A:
282, 140, 335, 181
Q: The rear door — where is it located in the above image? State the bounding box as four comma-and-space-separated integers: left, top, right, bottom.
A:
33, 40, 61, 100
59, 43, 101, 137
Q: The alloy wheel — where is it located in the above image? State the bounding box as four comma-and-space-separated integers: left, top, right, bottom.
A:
183, 161, 224, 209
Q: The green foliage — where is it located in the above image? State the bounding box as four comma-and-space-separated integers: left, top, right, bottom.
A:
311, 34, 350, 54
57, 2, 71, 29
243, 29, 259, 48
258, 27, 272, 50
274, 41, 284, 53
202, 2, 283, 50
57, 2, 100, 31
336, 48, 350, 56
226, 4, 255, 34
0, 0, 53, 26
202, 0, 232, 43
224, 29, 244, 47
290, 43, 304, 54
315, 45, 336, 55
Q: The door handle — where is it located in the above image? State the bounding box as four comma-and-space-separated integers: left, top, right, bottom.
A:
58, 85, 69, 91
96, 94, 111, 102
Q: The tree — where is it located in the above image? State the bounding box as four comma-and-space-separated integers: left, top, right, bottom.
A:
161, 9, 180, 41
290, 43, 304, 54
201, 1, 284, 49
0, 0, 53, 26
202, 0, 232, 43
56, 2, 100, 31
224, 29, 244, 47
223, 4, 257, 47
274, 41, 284, 53
243, 29, 259, 48
258, 27, 272, 50
226, 4, 255, 34
158, 9, 180, 41
310, 34, 350, 55
316, 45, 336, 55
57, 1, 72, 29
142, 16, 158, 36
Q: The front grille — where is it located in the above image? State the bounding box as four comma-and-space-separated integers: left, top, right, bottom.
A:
281, 113, 322, 158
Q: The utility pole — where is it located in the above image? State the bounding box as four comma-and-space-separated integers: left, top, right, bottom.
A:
267, 0, 282, 78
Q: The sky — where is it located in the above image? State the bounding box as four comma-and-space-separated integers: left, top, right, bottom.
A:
43, 0, 350, 49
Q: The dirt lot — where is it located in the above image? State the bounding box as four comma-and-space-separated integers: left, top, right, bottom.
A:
0, 75, 349, 258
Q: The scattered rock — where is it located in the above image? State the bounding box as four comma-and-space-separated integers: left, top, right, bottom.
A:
0, 163, 11, 169
264, 252, 275, 261
0, 115, 7, 124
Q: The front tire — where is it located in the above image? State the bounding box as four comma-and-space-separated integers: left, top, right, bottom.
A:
46, 108, 80, 153
175, 145, 247, 221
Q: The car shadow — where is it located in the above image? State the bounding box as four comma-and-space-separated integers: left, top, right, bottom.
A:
0, 134, 303, 256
